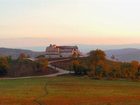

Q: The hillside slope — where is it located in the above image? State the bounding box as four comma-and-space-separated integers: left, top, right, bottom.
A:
0, 48, 45, 59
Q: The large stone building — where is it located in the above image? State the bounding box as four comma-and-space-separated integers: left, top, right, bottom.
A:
45, 44, 80, 58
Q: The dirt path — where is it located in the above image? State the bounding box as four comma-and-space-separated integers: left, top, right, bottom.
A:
47, 59, 70, 77
0, 59, 70, 80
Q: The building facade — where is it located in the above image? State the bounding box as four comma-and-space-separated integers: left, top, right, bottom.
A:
45, 44, 80, 58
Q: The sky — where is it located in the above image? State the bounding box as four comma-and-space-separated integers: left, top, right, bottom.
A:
0, 0, 140, 48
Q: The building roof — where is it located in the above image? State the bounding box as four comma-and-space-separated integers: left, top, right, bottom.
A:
56, 46, 78, 49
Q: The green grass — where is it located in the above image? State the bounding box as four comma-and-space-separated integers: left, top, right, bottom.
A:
0, 76, 140, 105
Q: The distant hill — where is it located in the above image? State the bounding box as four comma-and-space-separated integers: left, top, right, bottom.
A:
0, 48, 45, 59
1, 47, 140, 62
77, 44, 140, 53
105, 48, 140, 62
77, 45, 140, 62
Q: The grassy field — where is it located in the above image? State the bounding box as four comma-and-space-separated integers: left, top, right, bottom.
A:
0, 76, 140, 105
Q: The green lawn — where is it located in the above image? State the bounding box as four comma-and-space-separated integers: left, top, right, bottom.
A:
0, 76, 140, 105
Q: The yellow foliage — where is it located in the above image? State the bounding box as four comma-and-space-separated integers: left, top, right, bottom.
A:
72, 60, 80, 66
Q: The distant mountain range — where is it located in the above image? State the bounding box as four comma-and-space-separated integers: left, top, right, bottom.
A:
0, 48, 44, 59
77, 44, 140, 53
23, 44, 140, 52
0, 47, 140, 62
105, 48, 140, 62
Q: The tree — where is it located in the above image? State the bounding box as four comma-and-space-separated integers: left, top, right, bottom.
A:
121, 62, 131, 78
71, 60, 88, 75
88, 49, 106, 79
71, 60, 80, 75
72, 51, 80, 58
36, 58, 48, 71
130, 61, 139, 79
89, 49, 106, 62
0, 57, 10, 76
105, 62, 122, 79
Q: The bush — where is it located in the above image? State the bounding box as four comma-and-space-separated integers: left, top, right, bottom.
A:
71, 60, 88, 75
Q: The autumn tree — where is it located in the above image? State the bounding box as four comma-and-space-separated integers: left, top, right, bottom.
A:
120, 61, 139, 79
88, 49, 106, 79
71, 59, 88, 75
107, 62, 121, 79
35, 58, 48, 71
136, 64, 140, 79
0, 57, 10, 76
71, 60, 80, 75
89, 49, 106, 62
130, 61, 139, 79
72, 51, 80, 58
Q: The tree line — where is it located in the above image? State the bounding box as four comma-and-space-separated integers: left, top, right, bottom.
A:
71, 49, 140, 80
0, 53, 48, 77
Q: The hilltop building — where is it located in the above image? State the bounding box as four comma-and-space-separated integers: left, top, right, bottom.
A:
45, 44, 80, 58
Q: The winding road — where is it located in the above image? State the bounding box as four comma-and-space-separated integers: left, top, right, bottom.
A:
0, 59, 70, 80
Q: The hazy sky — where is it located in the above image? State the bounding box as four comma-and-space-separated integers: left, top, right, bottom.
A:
0, 0, 140, 47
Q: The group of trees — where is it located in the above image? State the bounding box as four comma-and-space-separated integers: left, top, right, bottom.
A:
120, 61, 140, 79
0, 53, 48, 77
71, 49, 140, 80
1, 49, 140, 80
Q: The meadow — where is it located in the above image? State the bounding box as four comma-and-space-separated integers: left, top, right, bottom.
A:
0, 76, 140, 105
